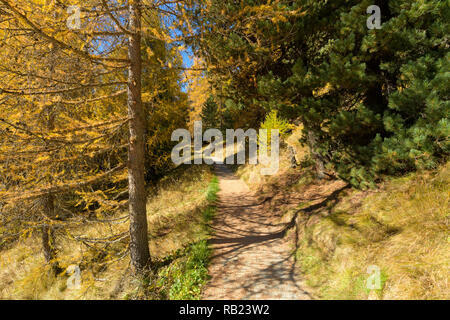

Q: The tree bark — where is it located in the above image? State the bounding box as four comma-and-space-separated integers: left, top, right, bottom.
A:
288, 145, 298, 168
127, 0, 151, 273
41, 224, 56, 263
41, 194, 60, 273
307, 130, 326, 180
41, 44, 60, 273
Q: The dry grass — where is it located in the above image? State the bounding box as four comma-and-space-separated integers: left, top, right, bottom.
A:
290, 165, 449, 300
147, 165, 214, 258
2, 127, 448, 300
0, 165, 215, 300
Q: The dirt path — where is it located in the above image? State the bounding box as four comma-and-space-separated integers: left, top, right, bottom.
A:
203, 165, 312, 300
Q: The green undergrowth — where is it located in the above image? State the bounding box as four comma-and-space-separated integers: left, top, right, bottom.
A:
154, 176, 219, 300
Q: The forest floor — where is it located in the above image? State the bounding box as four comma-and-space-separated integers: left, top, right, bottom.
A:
203, 165, 312, 300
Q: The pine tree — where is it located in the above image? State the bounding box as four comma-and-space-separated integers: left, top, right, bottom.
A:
189, 0, 449, 187
201, 96, 219, 130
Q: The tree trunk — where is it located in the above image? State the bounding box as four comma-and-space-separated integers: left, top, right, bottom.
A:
41, 224, 56, 263
288, 145, 298, 168
127, 0, 151, 273
41, 194, 60, 273
307, 130, 326, 180
41, 44, 60, 273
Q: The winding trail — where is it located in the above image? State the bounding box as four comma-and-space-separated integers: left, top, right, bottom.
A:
203, 165, 312, 300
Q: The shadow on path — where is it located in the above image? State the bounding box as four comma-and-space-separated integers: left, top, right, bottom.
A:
203, 165, 312, 300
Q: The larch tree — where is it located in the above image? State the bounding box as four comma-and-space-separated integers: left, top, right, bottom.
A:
0, 0, 189, 274
186, 57, 210, 131
126, 0, 150, 272
0, 0, 130, 272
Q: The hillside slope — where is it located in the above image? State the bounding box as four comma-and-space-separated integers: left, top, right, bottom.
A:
235, 145, 449, 300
